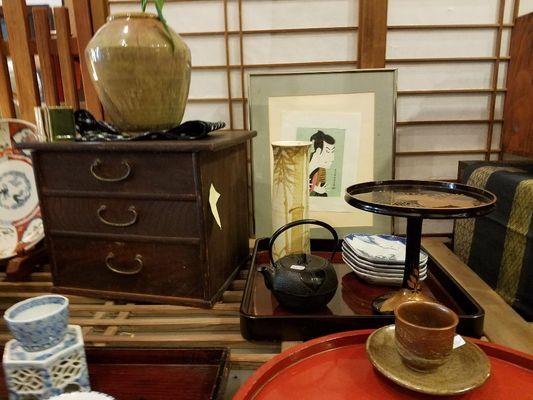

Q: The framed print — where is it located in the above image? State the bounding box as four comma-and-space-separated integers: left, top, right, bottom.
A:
249, 69, 397, 238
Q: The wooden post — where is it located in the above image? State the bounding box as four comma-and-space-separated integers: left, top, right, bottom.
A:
90, 0, 109, 32
33, 7, 59, 107
0, 26, 15, 118
54, 7, 80, 109
358, 0, 388, 68
72, 0, 103, 118
501, 12, 533, 158
3, 0, 40, 122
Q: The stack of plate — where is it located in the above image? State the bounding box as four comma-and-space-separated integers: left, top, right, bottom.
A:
342, 234, 428, 286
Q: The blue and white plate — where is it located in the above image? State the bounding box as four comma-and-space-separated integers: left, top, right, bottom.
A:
0, 157, 39, 223
342, 251, 427, 279
342, 245, 427, 277
344, 234, 429, 265
0, 119, 44, 260
343, 254, 427, 286
342, 243, 427, 271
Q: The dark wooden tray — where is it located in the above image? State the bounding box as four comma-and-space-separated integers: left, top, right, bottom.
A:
0, 347, 230, 400
240, 238, 484, 341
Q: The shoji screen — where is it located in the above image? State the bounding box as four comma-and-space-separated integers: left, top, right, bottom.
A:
109, 0, 531, 235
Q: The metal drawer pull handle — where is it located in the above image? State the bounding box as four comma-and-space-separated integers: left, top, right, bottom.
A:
90, 159, 131, 182
105, 252, 143, 275
97, 205, 138, 227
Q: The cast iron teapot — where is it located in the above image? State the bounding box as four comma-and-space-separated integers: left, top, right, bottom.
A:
259, 219, 339, 312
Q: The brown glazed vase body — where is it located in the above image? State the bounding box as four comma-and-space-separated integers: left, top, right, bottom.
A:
394, 301, 459, 371
86, 13, 191, 132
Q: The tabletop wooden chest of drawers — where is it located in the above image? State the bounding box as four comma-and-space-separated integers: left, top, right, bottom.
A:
21, 131, 256, 307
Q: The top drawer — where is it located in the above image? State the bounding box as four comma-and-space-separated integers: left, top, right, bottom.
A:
34, 151, 196, 195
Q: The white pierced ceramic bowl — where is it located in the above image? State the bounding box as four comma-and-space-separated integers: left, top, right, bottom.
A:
49, 392, 115, 400
4, 294, 69, 351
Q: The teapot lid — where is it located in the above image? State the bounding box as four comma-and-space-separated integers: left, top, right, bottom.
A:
277, 253, 329, 271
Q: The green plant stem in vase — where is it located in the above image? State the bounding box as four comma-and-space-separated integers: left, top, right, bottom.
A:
141, 0, 174, 50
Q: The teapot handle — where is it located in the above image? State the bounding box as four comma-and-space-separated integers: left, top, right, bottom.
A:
268, 219, 339, 266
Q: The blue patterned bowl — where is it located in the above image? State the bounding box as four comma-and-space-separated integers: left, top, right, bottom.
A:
4, 295, 69, 352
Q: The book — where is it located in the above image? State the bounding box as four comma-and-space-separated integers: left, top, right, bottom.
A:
46, 106, 76, 141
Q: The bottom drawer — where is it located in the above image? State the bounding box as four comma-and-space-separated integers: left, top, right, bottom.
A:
50, 237, 204, 300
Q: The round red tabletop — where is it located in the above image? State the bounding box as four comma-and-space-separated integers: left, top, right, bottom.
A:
234, 329, 533, 400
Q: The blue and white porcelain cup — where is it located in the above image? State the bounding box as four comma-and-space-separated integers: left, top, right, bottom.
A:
4, 294, 69, 351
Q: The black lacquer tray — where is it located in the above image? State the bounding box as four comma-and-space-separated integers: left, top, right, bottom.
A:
240, 238, 484, 341
344, 180, 496, 312
344, 180, 496, 219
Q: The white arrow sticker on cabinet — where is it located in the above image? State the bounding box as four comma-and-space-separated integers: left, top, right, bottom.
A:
209, 183, 222, 229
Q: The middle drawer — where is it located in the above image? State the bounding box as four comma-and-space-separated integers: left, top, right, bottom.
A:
44, 196, 199, 238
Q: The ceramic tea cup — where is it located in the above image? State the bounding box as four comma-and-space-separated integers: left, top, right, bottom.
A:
4, 295, 69, 351
394, 301, 459, 371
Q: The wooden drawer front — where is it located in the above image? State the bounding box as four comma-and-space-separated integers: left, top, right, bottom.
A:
45, 197, 199, 238
36, 151, 195, 195
51, 237, 203, 298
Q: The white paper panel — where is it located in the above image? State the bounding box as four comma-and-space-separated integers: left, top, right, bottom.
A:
183, 36, 227, 66
183, 101, 244, 129
396, 118, 501, 151
519, 0, 533, 15
189, 70, 227, 99
395, 218, 455, 235
25, 0, 62, 5
498, 62, 508, 89
387, 30, 496, 58
245, 64, 359, 77
232, 102, 245, 129
397, 94, 490, 121
492, 124, 502, 149
396, 154, 486, 180
396, 124, 489, 152
182, 102, 229, 125
494, 93, 505, 119
230, 69, 244, 100
226, 0, 240, 32
241, 0, 357, 30
500, 29, 512, 57
503, 0, 515, 24
388, 0, 499, 25
390, 63, 493, 90
243, 32, 356, 64
110, 1, 226, 33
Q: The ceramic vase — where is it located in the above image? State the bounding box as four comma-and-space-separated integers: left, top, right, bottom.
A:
3, 325, 90, 400
85, 13, 191, 132
271, 141, 311, 259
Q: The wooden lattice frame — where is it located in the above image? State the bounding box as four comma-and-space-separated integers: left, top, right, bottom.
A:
0, 0, 519, 168
114, 0, 518, 170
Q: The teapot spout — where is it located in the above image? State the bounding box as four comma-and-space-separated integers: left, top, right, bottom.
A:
258, 265, 274, 290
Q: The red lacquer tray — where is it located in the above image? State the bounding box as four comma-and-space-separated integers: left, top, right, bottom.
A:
234, 330, 533, 400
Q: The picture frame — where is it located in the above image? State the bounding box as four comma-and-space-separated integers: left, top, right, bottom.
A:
249, 69, 397, 238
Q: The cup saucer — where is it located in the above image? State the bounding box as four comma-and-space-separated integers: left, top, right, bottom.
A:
366, 325, 491, 396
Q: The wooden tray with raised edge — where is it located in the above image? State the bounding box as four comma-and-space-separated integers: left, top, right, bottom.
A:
0, 347, 230, 400
240, 238, 484, 341
234, 329, 533, 400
